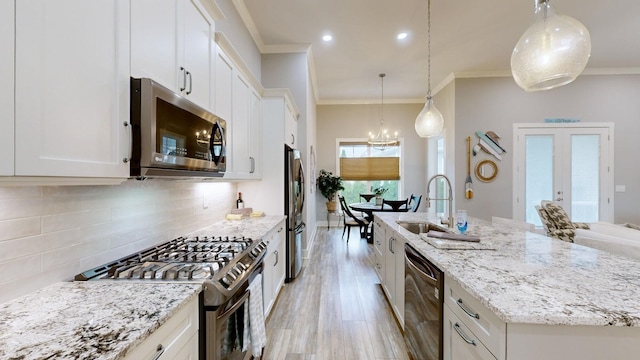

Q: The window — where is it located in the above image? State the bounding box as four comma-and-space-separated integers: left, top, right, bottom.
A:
337, 140, 402, 204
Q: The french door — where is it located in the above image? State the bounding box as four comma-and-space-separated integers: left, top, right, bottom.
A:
513, 124, 614, 227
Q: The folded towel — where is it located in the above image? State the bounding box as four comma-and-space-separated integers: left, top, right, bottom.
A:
426, 230, 481, 242
248, 274, 267, 356
226, 214, 244, 220
250, 211, 265, 217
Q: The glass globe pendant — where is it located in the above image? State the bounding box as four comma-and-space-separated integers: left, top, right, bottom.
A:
415, 95, 444, 137
511, 0, 591, 92
414, 0, 444, 138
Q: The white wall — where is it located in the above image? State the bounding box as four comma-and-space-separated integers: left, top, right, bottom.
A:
214, 0, 262, 81
260, 52, 318, 252
316, 103, 425, 221
453, 74, 640, 224
0, 180, 235, 303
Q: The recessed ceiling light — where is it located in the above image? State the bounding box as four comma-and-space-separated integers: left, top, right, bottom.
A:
397, 32, 408, 40
322, 34, 333, 42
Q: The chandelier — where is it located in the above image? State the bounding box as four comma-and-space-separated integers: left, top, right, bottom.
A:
414, 0, 444, 138
511, 0, 591, 92
368, 73, 398, 150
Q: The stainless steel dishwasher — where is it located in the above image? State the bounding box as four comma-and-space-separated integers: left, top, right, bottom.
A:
404, 243, 444, 360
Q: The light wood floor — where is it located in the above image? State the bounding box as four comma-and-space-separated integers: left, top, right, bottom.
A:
263, 227, 410, 360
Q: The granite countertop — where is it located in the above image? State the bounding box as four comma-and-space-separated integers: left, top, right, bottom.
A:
375, 212, 640, 327
0, 282, 202, 360
0, 215, 286, 360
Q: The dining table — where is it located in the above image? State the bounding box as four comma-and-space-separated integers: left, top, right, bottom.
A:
349, 202, 410, 243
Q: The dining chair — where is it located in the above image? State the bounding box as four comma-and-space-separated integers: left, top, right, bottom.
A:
536, 201, 590, 242
382, 198, 409, 211
338, 196, 370, 242
409, 194, 422, 212
359, 193, 376, 203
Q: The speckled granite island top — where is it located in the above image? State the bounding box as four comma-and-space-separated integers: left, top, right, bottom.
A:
0, 282, 202, 360
191, 215, 286, 239
375, 212, 640, 327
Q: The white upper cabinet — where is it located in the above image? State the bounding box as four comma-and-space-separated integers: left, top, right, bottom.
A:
131, 0, 212, 110
213, 44, 234, 121
13, 0, 130, 179
0, 0, 14, 176
285, 103, 298, 147
214, 42, 263, 180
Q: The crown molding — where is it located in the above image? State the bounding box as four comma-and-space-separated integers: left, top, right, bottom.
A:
215, 32, 264, 93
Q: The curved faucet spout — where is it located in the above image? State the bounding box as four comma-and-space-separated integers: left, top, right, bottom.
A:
426, 174, 454, 228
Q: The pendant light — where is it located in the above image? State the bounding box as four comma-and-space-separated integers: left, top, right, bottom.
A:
415, 0, 444, 138
368, 73, 398, 150
511, 0, 591, 92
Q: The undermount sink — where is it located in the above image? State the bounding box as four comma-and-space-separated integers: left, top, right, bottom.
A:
397, 222, 451, 235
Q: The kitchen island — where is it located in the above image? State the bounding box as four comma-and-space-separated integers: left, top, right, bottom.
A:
375, 212, 640, 360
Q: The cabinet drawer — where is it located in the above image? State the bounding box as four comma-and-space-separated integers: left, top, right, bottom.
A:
374, 246, 384, 282
123, 295, 200, 360
444, 305, 497, 360
445, 275, 505, 360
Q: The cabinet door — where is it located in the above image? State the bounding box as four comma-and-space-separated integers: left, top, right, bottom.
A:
181, 0, 211, 109
373, 221, 386, 282
15, 0, 130, 178
274, 224, 286, 291
262, 242, 275, 316
214, 46, 234, 121
285, 103, 297, 147
444, 306, 497, 360
383, 227, 396, 302
0, 0, 14, 176
231, 72, 251, 177
131, 0, 179, 91
393, 234, 405, 327
249, 89, 262, 178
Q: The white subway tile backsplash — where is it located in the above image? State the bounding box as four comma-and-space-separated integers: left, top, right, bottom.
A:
0, 180, 236, 303
0, 217, 41, 242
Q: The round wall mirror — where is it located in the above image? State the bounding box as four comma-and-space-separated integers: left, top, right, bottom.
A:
475, 159, 498, 182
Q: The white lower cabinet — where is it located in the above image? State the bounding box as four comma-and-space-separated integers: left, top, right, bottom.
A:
373, 221, 385, 282
375, 218, 405, 328
263, 220, 286, 316
444, 305, 497, 360
124, 296, 199, 360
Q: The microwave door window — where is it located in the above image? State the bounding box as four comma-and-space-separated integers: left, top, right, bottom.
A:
210, 121, 225, 166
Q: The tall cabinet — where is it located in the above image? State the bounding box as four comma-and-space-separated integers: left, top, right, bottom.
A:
237, 90, 300, 214
131, 0, 213, 110
12, 0, 130, 179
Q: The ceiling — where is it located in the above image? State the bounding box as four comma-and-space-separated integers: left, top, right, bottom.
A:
236, 0, 640, 104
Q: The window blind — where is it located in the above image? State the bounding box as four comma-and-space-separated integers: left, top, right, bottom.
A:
340, 157, 400, 181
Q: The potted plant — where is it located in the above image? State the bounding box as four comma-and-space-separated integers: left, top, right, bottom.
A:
317, 169, 344, 211
372, 186, 388, 205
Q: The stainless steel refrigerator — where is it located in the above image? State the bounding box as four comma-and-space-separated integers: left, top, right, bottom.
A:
285, 145, 305, 282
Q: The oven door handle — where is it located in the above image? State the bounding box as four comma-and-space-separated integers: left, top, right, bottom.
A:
217, 289, 250, 321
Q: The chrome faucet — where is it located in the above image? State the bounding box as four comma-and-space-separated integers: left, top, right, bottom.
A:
425, 174, 454, 228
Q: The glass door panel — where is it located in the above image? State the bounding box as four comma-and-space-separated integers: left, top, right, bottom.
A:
525, 135, 554, 227
570, 134, 600, 223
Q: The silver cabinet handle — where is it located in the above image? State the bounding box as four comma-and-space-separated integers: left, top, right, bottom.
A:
556, 197, 563, 201
180, 67, 187, 92
457, 298, 480, 319
453, 323, 477, 346
250, 157, 255, 173
273, 250, 279, 266
277, 227, 283, 233
291, 134, 295, 145
151, 344, 165, 360
122, 122, 132, 163
186, 70, 192, 95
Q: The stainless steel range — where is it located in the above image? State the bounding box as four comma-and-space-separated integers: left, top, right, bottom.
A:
75, 235, 268, 360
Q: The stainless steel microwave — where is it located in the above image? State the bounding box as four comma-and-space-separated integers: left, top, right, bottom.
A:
130, 78, 226, 179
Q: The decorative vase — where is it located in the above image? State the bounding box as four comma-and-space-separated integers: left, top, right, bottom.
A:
326, 200, 337, 212
375, 196, 382, 205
